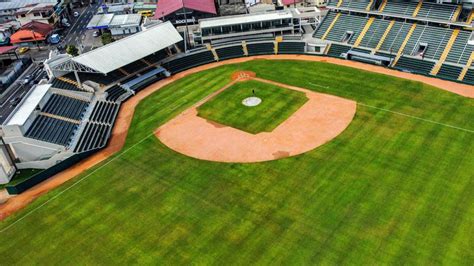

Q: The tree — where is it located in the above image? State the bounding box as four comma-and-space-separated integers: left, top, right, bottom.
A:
66, 45, 79, 56
101, 32, 115, 45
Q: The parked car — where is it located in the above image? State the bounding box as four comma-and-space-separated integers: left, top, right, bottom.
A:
92, 31, 100, 37
49, 34, 60, 44
73, 11, 79, 17
18, 47, 29, 54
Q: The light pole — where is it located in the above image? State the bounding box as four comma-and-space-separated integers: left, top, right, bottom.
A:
181, 0, 189, 53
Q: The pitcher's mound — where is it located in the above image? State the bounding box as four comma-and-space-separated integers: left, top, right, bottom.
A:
155, 78, 356, 163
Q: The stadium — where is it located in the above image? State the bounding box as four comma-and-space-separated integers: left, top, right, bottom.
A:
0, 0, 473, 263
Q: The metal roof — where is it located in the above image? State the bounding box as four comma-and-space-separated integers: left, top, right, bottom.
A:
6, 84, 51, 126
109, 14, 142, 27
200, 11, 293, 28
0, 0, 56, 11
73, 21, 182, 74
86, 14, 114, 29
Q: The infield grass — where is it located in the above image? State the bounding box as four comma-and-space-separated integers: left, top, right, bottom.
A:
0, 59, 473, 265
197, 80, 308, 134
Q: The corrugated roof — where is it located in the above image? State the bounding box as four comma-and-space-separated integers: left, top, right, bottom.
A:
73, 21, 182, 74
6, 84, 51, 126
86, 14, 114, 29
109, 14, 142, 27
153, 0, 216, 19
200, 11, 293, 28
0, 0, 56, 11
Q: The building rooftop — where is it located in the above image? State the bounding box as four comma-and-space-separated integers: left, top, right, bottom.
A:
199, 11, 293, 28
154, 0, 216, 19
6, 84, 50, 126
0, 0, 56, 11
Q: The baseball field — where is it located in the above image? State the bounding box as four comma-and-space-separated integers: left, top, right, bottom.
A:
0, 59, 473, 264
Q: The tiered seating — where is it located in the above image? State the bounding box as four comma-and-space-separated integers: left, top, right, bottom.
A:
379, 21, 413, 53
327, 0, 337, 7
106, 85, 128, 101
163, 51, 216, 73
382, 1, 418, 16
143, 50, 168, 64
327, 43, 351, 57
278, 42, 306, 54
339, 0, 371, 10
89, 101, 119, 124
394, 56, 435, 75
122, 60, 149, 74
26, 115, 78, 146
43, 94, 89, 120
403, 25, 452, 60
247, 42, 275, 55
129, 72, 166, 92
416, 2, 457, 21
445, 30, 474, 65
65, 72, 123, 86
313, 12, 336, 39
436, 64, 463, 81
324, 13, 368, 44
358, 19, 391, 49
216, 45, 245, 60
462, 68, 474, 84
73, 122, 111, 153
51, 78, 80, 92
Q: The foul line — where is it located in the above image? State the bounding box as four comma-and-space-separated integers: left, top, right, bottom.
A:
2, 84, 472, 233
0, 131, 156, 233
358, 103, 474, 133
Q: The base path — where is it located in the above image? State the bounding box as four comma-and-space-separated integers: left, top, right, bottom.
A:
156, 73, 356, 162
1, 55, 472, 221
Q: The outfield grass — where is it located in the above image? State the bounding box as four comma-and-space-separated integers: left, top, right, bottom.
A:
197, 80, 308, 134
0, 59, 473, 264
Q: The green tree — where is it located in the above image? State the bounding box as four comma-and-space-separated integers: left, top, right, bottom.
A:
101, 32, 115, 45
66, 45, 79, 56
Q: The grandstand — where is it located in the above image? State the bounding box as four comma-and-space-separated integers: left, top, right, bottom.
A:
313, 1, 474, 84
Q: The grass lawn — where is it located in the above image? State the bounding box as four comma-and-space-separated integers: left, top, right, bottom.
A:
197, 80, 308, 134
0, 60, 473, 264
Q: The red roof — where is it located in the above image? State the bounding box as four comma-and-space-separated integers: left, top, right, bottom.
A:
10, 21, 53, 44
154, 0, 216, 19
281, 0, 303, 5
0, 46, 17, 54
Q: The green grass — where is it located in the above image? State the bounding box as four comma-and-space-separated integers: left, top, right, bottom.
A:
197, 80, 308, 134
0, 59, 473, 264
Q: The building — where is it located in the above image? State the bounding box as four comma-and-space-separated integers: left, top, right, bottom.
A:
10, 20, 53, 47
98, 3, 134, 15
153, 0, 217, 25
15, 3, 59, 26
87, 13, 142, 36
0, 0, 58, 23
0, 21, 19, 45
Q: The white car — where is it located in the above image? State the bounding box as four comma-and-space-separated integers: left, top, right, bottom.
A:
92, 31, 100, 37
73, 11, 79, 17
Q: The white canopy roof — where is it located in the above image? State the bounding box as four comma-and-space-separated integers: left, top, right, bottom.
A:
6, 84, 50, 126
200, 11, 293, 29
73, 21, 182, 74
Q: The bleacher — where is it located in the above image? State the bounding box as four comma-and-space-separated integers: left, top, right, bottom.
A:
89, 101, 119, 125
51, 78, 81, 92
358, 19, 391, 49
73, 122, 111, 153
247, 42, 275, 55
26, 115, 78, 147
381, 1, 418, 16
42, 94, 89, 121
339, 0, 371, 10
216, 45, 245, 60
416, 2, 458, 21
394, 56, 435, 75
278, 42, 306, 54
324, 13, 368, 44
327, 43, 351, 57
122, 60, 149, 75
462, 68, 474, 84
379, 21, 413, 54
436, 63, 463, 81
163, 51, 216, 73
143, 50, 168, 65
402, 25, 452, 60
445, 30, 474, 65
106, 85, 128, 102
313, 12, 336, 39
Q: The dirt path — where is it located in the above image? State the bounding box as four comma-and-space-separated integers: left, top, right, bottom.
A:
1, 55, 472, 221
156, 72, 356, 162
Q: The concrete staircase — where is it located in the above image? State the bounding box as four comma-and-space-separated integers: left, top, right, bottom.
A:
373, 20, 395, 54
321, 12, 341, 40
378, 0, 388, 12
430, 29, 460, 75
392, 24, 417, 66
39, 112, 81, 124
353, 17, 375, 47
412, 0, 423, 17
458, 51, 474, 81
